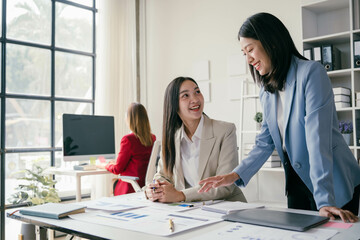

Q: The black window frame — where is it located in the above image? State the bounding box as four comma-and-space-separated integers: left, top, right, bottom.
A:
0, 1, 97, 239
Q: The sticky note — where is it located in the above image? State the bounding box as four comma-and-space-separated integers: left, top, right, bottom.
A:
323, 221, 353, 229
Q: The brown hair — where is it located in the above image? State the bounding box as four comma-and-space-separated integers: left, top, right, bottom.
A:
127, 102, 153, 146
162, 77, 198, 176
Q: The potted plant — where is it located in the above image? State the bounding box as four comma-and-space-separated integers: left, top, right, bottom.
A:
339, 120, 353, 145
8, 164, 60, 205
8, 164, 60, 239
254, 112, 263, 130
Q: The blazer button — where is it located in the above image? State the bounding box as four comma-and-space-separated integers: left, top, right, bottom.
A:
293, 162, 301, 169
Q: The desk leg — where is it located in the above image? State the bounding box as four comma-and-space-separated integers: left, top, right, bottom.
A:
35, 226, 46, 240
47, 229, 54, 240
76, 175, 81, 202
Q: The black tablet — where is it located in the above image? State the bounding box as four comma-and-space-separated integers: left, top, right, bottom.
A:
223, 208, 329, 232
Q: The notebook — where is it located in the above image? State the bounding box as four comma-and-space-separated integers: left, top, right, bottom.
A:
201, 201, 264, 214
19, 203, 86, 219
223, 208, 329, 232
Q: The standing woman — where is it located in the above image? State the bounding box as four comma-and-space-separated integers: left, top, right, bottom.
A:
199, 12, 360, 222
145, 77, 246, 203
97, 102, 156, 195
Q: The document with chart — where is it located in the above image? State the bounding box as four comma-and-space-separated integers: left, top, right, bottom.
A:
70, 208, 221, 236
189, 222, 338, 240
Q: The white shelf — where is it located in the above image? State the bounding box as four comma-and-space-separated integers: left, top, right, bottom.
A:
303, 31, 350, 44
243, 94, 259, 99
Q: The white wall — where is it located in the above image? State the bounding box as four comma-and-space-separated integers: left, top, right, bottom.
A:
143, 0, 302, 203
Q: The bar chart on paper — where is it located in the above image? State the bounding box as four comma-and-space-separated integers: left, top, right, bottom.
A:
189, 222, 338, 240
70, 208, 221, 236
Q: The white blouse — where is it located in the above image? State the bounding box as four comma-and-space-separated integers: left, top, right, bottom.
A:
180, 115, 204, 187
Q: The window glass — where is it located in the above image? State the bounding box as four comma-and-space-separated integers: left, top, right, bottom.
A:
5, 152, 51, 205
7, 0, 51, 45
6, 99, 50, 148
55, 101, 92, 148
55, 2, 93, 52
55, 52, 93, 99
6, 44, 51, 96
70, 0, 93, 7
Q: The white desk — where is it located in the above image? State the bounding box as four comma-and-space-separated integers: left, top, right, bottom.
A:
45, 168, 112, 202
7, 204, 360, 240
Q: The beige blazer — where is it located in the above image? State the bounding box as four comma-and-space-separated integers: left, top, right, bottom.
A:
154, 115, 247, 202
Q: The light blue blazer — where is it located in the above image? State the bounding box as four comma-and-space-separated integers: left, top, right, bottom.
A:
234, 56, 360, 209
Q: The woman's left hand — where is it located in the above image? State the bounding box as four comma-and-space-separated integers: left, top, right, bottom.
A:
156, 181, 185, 203
319, 206, 358, 223
96, 162, 108, 169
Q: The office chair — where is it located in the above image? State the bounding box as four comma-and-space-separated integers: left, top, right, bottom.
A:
117, 140, 161, 192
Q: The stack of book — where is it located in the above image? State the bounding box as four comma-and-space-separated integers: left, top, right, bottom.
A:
263, 150, 281, 168
243, 144, 281, 168
333, 87, 351, 109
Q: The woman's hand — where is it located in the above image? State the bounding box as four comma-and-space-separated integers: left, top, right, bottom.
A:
96, 162, 108, 169
145, 180, 163, 202
319, 206, 358, 223
156, 181, 185, 203
198, 172, 240, 193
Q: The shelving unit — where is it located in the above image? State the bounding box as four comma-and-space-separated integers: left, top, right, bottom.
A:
302, 0, 360, 164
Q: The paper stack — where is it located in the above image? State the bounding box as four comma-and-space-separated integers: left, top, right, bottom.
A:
263, 150, 281, 168
333, 87, 351, 109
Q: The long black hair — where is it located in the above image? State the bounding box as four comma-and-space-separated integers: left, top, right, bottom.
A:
162, 76, 198, 177
238, 12, 306, 93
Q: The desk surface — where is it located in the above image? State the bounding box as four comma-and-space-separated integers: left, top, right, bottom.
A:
45, 167, 110, 176
7, 207, 360, 240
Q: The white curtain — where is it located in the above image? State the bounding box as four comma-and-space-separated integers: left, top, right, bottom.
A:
92, 0, 137, 199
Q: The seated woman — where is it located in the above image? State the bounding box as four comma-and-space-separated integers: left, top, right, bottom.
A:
98, 102, 156, 195
145, 77, 246, 203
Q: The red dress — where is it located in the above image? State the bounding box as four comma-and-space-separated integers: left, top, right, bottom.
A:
106, 133, 156, 195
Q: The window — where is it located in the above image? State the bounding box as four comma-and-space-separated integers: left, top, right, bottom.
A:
1, 1, 97, 239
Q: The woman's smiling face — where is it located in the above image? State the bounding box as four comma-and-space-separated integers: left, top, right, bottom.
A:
240, 37, 271, 76
177, 80, 204, 122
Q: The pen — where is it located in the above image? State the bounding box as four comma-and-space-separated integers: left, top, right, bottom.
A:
152, 179, 156, 193
178, 204, 194, 208
169, 218, 174, 232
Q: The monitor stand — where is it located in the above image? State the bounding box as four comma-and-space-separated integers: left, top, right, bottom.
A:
73, 163, 97, 171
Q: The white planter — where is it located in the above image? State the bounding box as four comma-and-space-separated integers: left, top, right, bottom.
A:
342, 133, 351, 145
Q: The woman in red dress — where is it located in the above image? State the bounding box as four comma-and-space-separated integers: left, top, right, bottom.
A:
98, 102, 156, 195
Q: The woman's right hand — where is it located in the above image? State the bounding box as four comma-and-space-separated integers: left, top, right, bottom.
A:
145, 180, 163, 201
198, 172, 240, 193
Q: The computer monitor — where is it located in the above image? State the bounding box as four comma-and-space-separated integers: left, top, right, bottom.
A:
62, 114, 116, 162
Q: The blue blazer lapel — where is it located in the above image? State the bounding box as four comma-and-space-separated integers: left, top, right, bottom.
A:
283, 58, 298, 145
263, 91, 282, 152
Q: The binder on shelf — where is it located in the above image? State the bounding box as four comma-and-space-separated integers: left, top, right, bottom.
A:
354, 40, 360, 68
303, 49, 312, 60
356, 119, 360, 146
354, 0, 360, 30
313, 46, 322, 64
322, 45, 341, 71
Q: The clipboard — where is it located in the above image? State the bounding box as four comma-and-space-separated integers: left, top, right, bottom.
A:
222, 208, 329, 232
